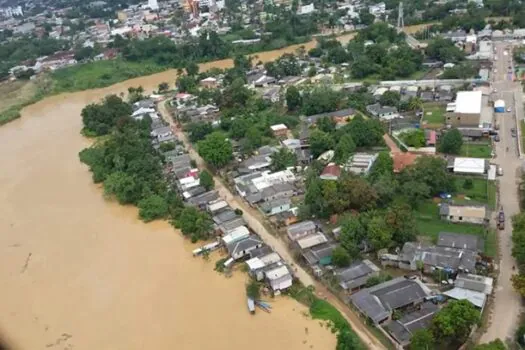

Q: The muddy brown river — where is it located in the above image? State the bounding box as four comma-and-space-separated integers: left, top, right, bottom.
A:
0, 42, 345, 349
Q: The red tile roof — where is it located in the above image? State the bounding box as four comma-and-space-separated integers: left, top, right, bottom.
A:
393, 152, 418, 173
320, 163, 341, 179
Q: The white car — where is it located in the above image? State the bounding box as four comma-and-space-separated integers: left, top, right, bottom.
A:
507, 107, 512, 112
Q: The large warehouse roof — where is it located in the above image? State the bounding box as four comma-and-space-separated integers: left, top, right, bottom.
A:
455, 91, 482, 114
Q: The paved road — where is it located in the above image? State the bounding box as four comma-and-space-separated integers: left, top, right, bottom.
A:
157, 101, 388, 350
481, 42, 523, 344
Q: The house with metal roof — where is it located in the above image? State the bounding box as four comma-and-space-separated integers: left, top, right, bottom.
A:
265, 263, 293, 292
302, 243, 338, 267
287, 221, 317, 241
296, 233, 329, 250
386, 302, 438, 346
350, 277, 432, 324
437, 232, 484, 252
335, 260, 380, 292
227, 235, 264, 260
439, 203, 489, 225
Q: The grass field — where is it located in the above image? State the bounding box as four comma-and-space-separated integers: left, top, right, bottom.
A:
414, 201, 496, 256
422, 103, 446, 128
453, 176, 497, 209
460, 142, 492, 158
51, 59, 165, 93
0, 76, 53, 125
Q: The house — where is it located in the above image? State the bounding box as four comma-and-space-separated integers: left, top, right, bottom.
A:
240, 155, 272, 173
345, 153, 378, 175
366, 103, 399, 120
442, 30, 467, 42
458, 128, 485, 141
275, 209, 299, 226
455, 273, 493, 294
448, 157, 488, 175
295, 148, 312, 165
439, 203, 489, 225
443, 287, 487, 309
218, 217, 247, 235
386, 302, 439, 346
304, 108, 356, 126
282, 138, 302, 150
246, 252, 282, 281
221, 225, 250, 246
227, 235, 264, 260
437, 232, 484, 252
261, 198, 291, 216
350, 277, 432, 324
393, 152, 418, 173
261, 183, 295, 202
207, 200, 229, 214
320, 163, 341, 181
425, 130, 437, 146
389, 240, 479, 273
287, 221, 316, 241
212, 209, 238, 225
336, 260, 380, 292
296, 233, 329, 250
405, 86, 419, 97
266, 263, 293, 292
449, 91, 483, 128
420, 91, 435, 102
302, 243, 338, 267
200, 76, 218, 88
187, 190, 219, 209
270, 124, 288, 137
151, 125, 172, 139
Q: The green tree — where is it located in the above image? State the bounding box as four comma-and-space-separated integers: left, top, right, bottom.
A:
426, 37, 465, 63
286, 86, 302, 111
81, 95, 132, 136
339, 215, 366, 258
221, 78, 253, 109
401, 129, 426, 148
334, 134, 356, 164
463, 178, 474, 190
401, 180, 431, 207
199, 170, 215, 190
332, 246, 351, 267
103, 171, 139, 204
368, 151, 393, 182
138, 194, 169, 222
379, 90, 401, 107
367, 216, 393, 250
198, 132, 233, 168
473, 339, 506, 350
401, 156, 455, 195
511, 274, 525, 296
186, 61, 199, 76
270, 148, 297, 171
410, 329, 435, 350
246, 280, 261, 299
432, 300, 480, 344
317, 116, 337, 133
158, 82, 170, 92
339, 175, 378, 211
385, 200, 419, 245
186, 122, 213, 142
173, 206, 213, 241
439, 128, 463, 154
309, 129, 334, 158
176, 75, 197, 93
336, 327, 362, 350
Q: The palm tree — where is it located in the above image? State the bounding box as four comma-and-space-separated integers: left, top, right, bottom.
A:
408, 96, 423, 112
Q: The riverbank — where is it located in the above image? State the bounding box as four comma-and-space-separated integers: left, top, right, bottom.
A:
0, 84, 339, 349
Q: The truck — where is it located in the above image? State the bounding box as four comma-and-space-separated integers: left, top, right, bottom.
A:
498, 209, 505, 230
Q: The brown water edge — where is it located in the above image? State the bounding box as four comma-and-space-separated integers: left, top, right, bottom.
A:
0, 66, 340, 350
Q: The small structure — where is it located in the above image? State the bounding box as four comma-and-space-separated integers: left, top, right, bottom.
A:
287, 221, 316, 241
200, 77, 218, 89
270, 124, 289, 137
439, 203, 489, 225
455, 273, 494, 295
366, 103, 399, 120
261, 198, 292, 216
393, 152, 418, 173
386, 302, 439, 346
345, 153, 378, 175
246, 252, 282, 281
265, 263, 293, 292
218, 217, 247, 235
443, 287, 486, 309
494, 99, 505, 113
221, 225, 250, 246
320, 163, 341, 180
437, 232, 484, 252
302, 243, 337, 267
451, 91, 483, 128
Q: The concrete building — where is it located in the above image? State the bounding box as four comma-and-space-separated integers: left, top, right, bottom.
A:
450, 91, 483, 128
439, 203, 489, 225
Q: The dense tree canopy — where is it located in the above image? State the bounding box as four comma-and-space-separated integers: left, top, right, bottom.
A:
439, 128, 463, 154
81, 95, 132, 136
198, 132, 233, 168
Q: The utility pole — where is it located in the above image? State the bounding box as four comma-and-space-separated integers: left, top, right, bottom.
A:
397, 2, 404, 32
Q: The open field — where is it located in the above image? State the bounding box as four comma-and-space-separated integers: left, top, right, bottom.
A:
460, 141, 492, 158
422, 103, 446, 128
453, 176, 497, 209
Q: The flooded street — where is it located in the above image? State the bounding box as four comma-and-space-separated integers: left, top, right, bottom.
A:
0, 68, 337, 348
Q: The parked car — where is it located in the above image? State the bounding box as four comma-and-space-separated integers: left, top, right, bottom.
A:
494, 135, 500, 142
511, 128, 517, 137
507, 107, 512, 112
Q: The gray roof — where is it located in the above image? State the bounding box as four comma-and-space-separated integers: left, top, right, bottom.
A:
261, 198, 291, 212
219, 217, 247, 233
437, 232, 484, 252
187, 190, 219, 206
227, 236, 263, 255
249, 245, 274, 258
386, 302, 438, 344
133, 99, 155, 110
302, 243, 337, 265
350, 277, 431, 323
304, 108, 355, 124
212, 210, 238, 225
184, 186, 206, 198
287, 220, 316, 236
337, 260, 380, 290
261, 183, 294, 200
366, 103, 398, 115
400, 242, 478, 272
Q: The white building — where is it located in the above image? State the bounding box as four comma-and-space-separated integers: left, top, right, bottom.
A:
452, 157, 487, 175
265, 263, 293, 292
148, 0, 159, 10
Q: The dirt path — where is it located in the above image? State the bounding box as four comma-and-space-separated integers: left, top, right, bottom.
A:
158, 101, 388, 350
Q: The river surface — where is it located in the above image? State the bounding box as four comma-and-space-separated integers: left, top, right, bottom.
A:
0, 44, 342, 349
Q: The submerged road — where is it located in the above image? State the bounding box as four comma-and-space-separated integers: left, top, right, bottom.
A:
480, 42, 523, 344
157, 101, 388, 350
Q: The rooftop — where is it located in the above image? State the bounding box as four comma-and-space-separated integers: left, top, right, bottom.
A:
437, 232, 484, 252
455, 91, 482, 115
439, 203, 488, 220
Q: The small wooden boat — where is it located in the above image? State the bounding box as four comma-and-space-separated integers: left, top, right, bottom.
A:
256, 300, 272, 309
255, 300, 271, 313
247, 298, 255, 314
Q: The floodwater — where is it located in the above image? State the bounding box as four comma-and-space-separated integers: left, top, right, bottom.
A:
0, 50, 340, 350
